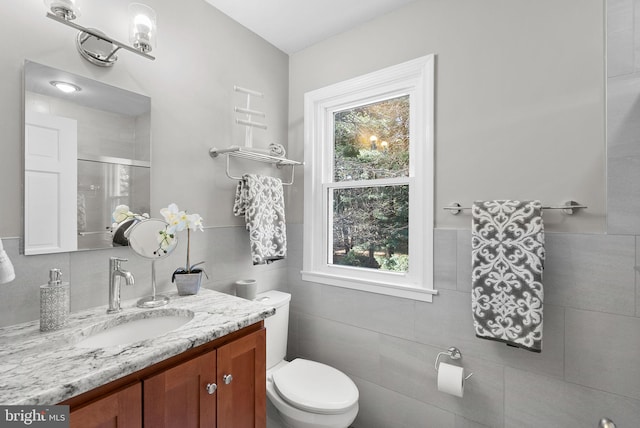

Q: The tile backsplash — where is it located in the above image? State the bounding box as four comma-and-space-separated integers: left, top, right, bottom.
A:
0, 226, 288, 327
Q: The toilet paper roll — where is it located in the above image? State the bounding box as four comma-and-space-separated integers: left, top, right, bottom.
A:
437, 362, 465, 397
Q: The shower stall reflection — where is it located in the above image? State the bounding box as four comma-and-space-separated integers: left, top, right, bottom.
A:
77, 159, 150, 250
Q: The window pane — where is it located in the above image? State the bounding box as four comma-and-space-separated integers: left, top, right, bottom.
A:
331, 185, 409, 272
334, 95, 410, 182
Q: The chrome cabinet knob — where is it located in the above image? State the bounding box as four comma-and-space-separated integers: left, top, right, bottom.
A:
206, 383, 217, 394
223, 374, 233, 385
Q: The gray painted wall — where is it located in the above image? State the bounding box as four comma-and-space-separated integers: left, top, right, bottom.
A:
0, 0, 290, 325
1, 0, 289, 237
286, 0, 640, 427
287, 0, 606, 234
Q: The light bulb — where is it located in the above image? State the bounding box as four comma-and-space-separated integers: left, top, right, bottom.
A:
50, 81, 81, 93
129, 3, 156, 53
44, 0, 81, 20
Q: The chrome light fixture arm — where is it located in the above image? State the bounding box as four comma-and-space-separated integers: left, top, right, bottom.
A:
45, 10, 155, 67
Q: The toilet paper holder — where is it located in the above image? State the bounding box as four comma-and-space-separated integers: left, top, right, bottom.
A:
434, 347, 473, 380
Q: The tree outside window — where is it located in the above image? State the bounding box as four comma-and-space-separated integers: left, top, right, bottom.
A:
331, 96, 410, 272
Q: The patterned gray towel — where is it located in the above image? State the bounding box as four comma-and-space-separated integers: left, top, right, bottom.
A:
234, 174, 287, 265
471, 200, 545, 352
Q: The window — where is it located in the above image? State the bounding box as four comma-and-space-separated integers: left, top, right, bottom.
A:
302, 55, 435, 301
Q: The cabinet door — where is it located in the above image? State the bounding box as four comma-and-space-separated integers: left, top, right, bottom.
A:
70, 382, 141, 428
217, 328, 266, 428
144, 350, 217, 428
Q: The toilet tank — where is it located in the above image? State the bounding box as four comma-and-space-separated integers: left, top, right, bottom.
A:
256, 290, 291, 370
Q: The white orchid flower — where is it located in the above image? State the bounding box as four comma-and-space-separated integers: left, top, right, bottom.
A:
112, 205, 133, 223
161, 203, 187, 234
187, 213, 204, 232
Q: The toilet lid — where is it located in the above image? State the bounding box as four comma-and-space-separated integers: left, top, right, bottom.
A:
272, 359, 359, 415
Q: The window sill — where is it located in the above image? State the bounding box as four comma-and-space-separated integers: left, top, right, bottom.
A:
300, 270, 437, 302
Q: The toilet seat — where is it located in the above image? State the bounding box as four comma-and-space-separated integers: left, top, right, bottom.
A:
272, 359, 359, 415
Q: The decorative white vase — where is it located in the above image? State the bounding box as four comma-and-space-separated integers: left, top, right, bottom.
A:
173, 271, 203, 296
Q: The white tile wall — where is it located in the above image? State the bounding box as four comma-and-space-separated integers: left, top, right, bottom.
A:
565, 308, 640, 400
286, 224, 640, 427
543, 233, 636, 315
607, 0, 634, 77
505, 367, 640, 428
352, 376, 456, 428
607, 0, 640, 234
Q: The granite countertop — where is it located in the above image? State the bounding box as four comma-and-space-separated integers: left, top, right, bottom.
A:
0, 289, 275, 405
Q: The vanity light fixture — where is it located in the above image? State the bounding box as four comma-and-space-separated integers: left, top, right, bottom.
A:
44, 0, 156, 67
49, 81, 82, 93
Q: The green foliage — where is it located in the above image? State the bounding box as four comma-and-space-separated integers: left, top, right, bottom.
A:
335, 249, 381, 269
331, 95, 411, 272
333, 95, 410, 181
342, 144, 359, 158
335, 250, 362, 267
376, 254, 410, 272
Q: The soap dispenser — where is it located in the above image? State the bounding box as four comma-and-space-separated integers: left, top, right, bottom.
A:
40, 268, 70, 332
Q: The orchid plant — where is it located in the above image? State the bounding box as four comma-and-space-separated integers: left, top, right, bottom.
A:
111, 204, 205, 270
160, 203, 205, 275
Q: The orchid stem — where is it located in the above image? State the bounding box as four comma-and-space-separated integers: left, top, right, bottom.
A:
186, 228, 191, 273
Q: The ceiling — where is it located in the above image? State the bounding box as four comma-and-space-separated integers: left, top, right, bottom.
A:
203, 0, 416, 54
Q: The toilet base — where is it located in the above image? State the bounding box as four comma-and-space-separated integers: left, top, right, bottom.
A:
266, 361, 358, 428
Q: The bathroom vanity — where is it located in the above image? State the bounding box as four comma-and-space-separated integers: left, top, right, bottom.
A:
0, 289, 275, 427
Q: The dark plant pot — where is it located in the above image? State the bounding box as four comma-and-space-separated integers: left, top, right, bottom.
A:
172, 269, 203, 296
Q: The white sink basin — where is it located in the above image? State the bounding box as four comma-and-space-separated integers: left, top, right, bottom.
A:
76, 309, 194, 348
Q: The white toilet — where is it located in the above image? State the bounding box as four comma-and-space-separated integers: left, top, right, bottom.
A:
256, 290, 359, 428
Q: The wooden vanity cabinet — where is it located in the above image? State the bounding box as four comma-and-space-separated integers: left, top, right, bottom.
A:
216, 326, 266, 428
65, 323, 266, 428
70, 382, 142, 428
143, 350, 216, 428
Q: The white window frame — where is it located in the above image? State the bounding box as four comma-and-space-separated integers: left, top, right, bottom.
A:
302, 55, 436, 302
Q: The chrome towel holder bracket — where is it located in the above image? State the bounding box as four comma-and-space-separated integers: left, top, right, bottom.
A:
209, 146, 303, 186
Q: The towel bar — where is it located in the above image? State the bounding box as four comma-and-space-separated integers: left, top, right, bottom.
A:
443, 200, 586, 215
209, 146, 303, 186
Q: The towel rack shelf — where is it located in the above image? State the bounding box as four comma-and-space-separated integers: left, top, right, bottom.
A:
209, 146, 303, 185
443, 200, 587, 215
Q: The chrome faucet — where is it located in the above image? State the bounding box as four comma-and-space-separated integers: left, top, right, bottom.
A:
108, 257, 135, 314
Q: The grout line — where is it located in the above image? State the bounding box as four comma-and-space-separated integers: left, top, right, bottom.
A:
502, 364, 506, 428
563, 306, 567, 382
635, 235, 638, 318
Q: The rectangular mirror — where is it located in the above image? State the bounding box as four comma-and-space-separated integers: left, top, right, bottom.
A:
23, 60, 151, 254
